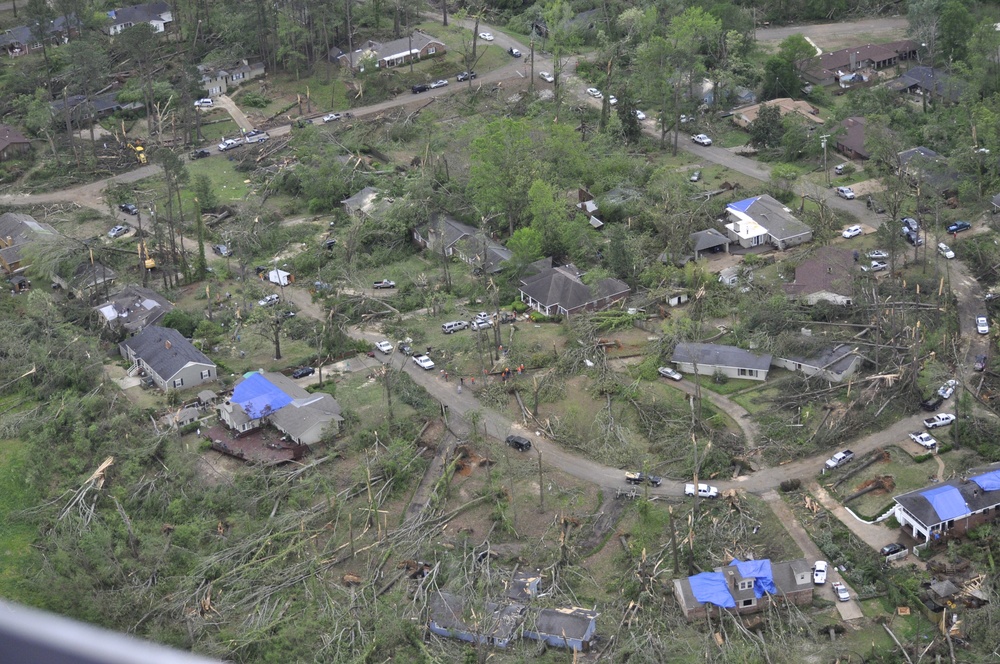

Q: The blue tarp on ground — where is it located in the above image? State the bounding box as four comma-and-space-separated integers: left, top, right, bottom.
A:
921, 485, 969, 522
730, 559, 777, 598
231, 372, 292, 419
971, 470, 1000, 492
688, 572, 736, 608
727, 197, 758, 214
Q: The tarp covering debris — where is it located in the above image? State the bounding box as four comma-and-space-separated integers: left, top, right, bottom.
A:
730, 559, 777, 598
688, 572, 736, 608
920, 485, 969, 522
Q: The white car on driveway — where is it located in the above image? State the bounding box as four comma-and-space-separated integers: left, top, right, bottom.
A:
375, 340, 393, 354
813, 561, 827, 585
634, 110, 646, 120
323, 113, 342, 122
412, 355, 435, 370
977, 315, 990, 335
586, 87, 602, 98
938, 379, 958, 399
909, 432, 938, 449
478, 32, 494, 41
539, 71, 554, 83
832, 582, 850, 602
691, 134, 712, 146
684, 483, 718, 498
658, 367, 682, 380
842, 225, 862, 239
923, 413, 955, 429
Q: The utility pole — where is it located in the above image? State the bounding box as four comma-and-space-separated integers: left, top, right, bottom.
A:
820, 134, 830, 186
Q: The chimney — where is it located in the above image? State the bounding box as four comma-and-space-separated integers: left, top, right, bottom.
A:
165, 340, 171, 349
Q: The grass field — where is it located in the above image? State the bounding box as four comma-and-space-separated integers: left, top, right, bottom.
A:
0, 438, 39, 604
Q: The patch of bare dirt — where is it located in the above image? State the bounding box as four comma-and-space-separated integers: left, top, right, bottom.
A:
195, 450, 240, 487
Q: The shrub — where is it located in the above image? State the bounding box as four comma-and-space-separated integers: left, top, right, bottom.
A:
240, 90, 269, 108
780, 479, 801, 492
510, 301, 529, 313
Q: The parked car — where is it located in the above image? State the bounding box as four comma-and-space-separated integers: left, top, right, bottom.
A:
880, 542, 905, 556
429, 79, 449, 89
411, 84, 430, 94
470, 320, 491, 331
108, 225, 128, 238
457, 71, 477, 81
813, 561, 828, 585
478, 32, 494, 41
194, 98, 213, 107
977, 315, 990, 335
832, 582, 850, 602
507, 47, 521, 57
835, 186, 856, 199
608, 95, 618, 105
947, 220, 972, 234
538, 71, 554, 83
904, 230, 924, 246
245, 130, 268, 143
691, 134, 712, 146
218, 138, 242, 151
861, 261, 888, 272
975, 354, 988, 372
190, 148, 211, 159
258, 293, 280, 307
626, 472, 663, 487
923, 413, 956, 429
938, 242, 955, 259
586, 88, 602, 98
119, 203, 138, 215
373, 280, 396, 289
689, 170, 701, 182
909, 431, 938, 449
292, 366, 315, 379
921, 395, 944, 412
825, 450, 854, 469
657, 367, 683, 380
866, 249, 888, 259
399, 344, 413, 356
505, 435, 532, 451
634, 109, 646, 120
212, 244, 233, 257
842, 225, 862, 239
834, 163, 846, 175
442, 320, 469, 334
684, 482, 718, 498
375, 341, 393, 354
901, 217, 920, 234
412, 355, 435, 370
323, 113, 343, 122
938, 379, 958, 399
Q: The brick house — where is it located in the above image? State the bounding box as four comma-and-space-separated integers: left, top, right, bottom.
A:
893, 465, 1000, 544
337, 31, 445, 70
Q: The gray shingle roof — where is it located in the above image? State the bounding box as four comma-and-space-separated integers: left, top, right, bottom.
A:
107, 2, 171, 27
339, 31, 443, 68
741, 195, 812, 241
531, 607, 598, 639
691, 228, 729, 252
778, 343, 858, 376
672, 343, 772, 371
122, 325, 214, 381
894, 463, 1000, 528
519, 265, 629, 312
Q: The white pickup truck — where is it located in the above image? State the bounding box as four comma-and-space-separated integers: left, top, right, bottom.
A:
824, 450, 854, 470
684, 483, 719, 498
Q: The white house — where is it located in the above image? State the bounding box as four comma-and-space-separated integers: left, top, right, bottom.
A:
724, 195, 813, 250
672, 343, 771, 381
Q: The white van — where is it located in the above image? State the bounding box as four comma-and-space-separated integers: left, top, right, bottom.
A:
441, 321, 469, 334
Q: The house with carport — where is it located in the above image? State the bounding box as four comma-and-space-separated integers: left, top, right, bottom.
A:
671, 343, 771, 381
119, 325, 216, 392
893, 465, 1000, 544
217, 371, 342, 445
724, 195, 812, 250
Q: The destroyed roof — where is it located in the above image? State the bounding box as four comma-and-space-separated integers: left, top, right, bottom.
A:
530, 606, 599, 639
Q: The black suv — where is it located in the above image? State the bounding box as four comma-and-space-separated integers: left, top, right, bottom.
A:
505, 435, 532, 451
880, 542, 905, 556
411, 84, 429, 94
190, 149, 211, 159
119, 203, 138, 215
292, 366, 315, 379
626, 472, 663, 487
921, 394, 944, 412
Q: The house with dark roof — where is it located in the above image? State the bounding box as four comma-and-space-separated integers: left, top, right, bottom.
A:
53, 261, 118, 300
835, 117, 869, 161
723, 195, 813, 250
518, 264, 629, 317
731, 98, 824, 129
773, 343, 861, 383
523, 606, 600, 651
49, 92, 144, 122
893, 464, 1000, 543
95, 284, 173, 333
897, 146, 959, 194
427, 592, 526, 649
690, 228, 729, 259
673, 558, 813, 621
782, 248, 856, 306
412, 214, 510, 274
0, 212, 59, 276
217, 371, 343, 445
0, 16, 76, 58
887, 66, 964, 104
802, 40, 917, 86
672, 343, 771, 381
0, 125, 31, 161
119, 325, 216, 392
337, 31, 445, 70
105, 1, 173, 36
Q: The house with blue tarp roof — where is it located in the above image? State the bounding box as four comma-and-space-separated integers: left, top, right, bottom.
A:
673, 558, 812, 621
217, 371, 342, 445
723, 194, 813, 250
893, 463, 1000, 543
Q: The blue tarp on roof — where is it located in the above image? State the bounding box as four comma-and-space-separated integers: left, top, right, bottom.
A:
727, 197, 758, 214
971, 470, 1000, 492
688, 572, 736, 608
231, 372, 292, 419
921, 485, 969, 522
730, 559, 777, 598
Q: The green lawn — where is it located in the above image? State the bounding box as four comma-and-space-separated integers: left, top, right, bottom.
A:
0, 438, 39, 603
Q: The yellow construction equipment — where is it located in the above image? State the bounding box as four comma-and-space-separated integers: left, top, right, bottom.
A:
127, 141, 146, 165
138, 241, 156, 269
